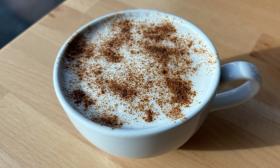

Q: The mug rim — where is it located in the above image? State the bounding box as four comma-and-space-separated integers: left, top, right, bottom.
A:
53, 9, 221, 137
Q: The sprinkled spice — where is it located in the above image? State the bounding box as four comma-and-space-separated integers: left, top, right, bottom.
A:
100, 19, 133, 62
143, 22, 176, 42
69, 89, 95, 110
91, 114, 123, 128
64, 34, 95, 61
64, 34, 87, 61
167, 107, 184, 120
165, 78, 196, 105
143, 109, 155, 122
108, 80, 137, 100
63, 17, 207, 127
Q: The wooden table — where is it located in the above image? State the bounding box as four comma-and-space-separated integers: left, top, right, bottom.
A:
1, 0, 280, 167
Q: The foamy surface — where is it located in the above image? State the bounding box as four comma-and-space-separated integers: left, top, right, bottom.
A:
61, 11, 217, 129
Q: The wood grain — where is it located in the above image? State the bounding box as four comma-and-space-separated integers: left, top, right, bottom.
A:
0, 0, 280, 167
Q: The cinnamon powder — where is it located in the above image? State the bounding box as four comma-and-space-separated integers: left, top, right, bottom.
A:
64, 34, 86, 61
143, 22, 176, 42
64, 18, 200, 125
143, 109, 155, 122
143, 42, 186, 66
91, 114, 123, 128
100, 19, 133, 62
64, 34, 95, 61
69, 89, 95, 110
140, 21, 196, 109
165, 78, 196, 105
167, 107, 184, 120
108, 80, 137, 100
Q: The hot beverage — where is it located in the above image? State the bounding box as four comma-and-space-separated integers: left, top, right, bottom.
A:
61, 12, 216, 128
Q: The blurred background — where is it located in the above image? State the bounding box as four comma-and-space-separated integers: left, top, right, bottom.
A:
0, 0, 62, 48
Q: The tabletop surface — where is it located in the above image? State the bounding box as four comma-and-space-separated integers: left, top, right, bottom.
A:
1, 0, 280, 167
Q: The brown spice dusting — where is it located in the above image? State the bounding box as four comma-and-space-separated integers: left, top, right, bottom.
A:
130, 50, 137, 54
187, 40, 193, 48
146, 80, 153, 87
95, 77, 104, 86
69, 89, 95, 110
165, 78, 196, 105
100, 36, 124, 62
83, 97, 95, 110
115, 19, 133, 33
94, 77, 107, 95
143, 22, 176, 42
126, 70, 144, 88
91, 114, 123, 128
84, 44, 95, 59
100, 19, 133, 63
75, 63, 87, 80
193, 47, 207, 54
63, 18, 203, 125
69, 90, 85, 104
167, 107, 184, 120
143, 109, 154, 122
162, 68, 168, 75
140, 21, 187, 73
64, 34, 87, 61
92, 67, 103, 76
101, 89, 105, 94
137, 103, 145, 111
108, 80, 137, 100
143, 43, 175, 65
64, 34, 95, 61
142, 42, 186, 67
157, 99, 163, 106
170, 36, 178, 43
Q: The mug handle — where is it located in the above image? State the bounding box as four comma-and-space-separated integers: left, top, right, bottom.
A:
210, 61, 261, 112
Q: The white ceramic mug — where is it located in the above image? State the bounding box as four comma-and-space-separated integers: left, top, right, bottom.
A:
53, 9, 261, 158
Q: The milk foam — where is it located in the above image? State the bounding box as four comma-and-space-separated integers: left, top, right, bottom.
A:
61, 11, 218, 129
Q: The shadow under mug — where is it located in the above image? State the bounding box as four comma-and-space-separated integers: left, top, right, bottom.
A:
53, 9, 261, 158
